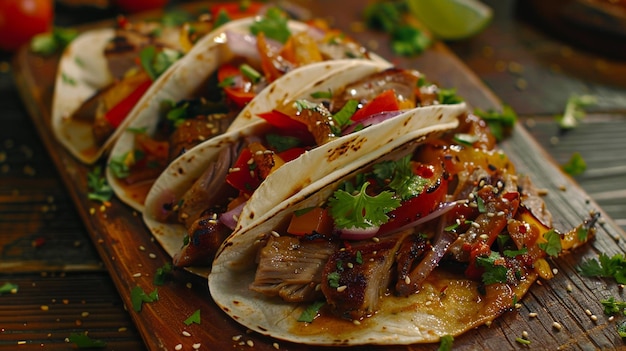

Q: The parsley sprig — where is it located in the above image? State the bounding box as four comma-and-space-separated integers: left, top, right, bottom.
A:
577, 253, 626, 284
87, 166, 113, 203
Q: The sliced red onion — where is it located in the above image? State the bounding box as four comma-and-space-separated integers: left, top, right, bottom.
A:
219, 200, 247, 230
386, 200, 461, 236
341, 110, 404, 136
339, 225, 380, 240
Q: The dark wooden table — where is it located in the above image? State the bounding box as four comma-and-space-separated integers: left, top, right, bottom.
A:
1, 0, 625, 350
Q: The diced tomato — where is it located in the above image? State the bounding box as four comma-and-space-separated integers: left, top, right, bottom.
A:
225, 147, 260, 196
287, 207, 333, 237
211, 2, 263, 20
278, 147, 307, 163
103, 78, 152, 128
350, 89, 400, 122
218, 64, 257, 108
378, 163, 448, 235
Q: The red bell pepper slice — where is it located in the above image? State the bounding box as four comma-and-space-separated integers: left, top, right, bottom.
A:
278, 147, 307, 163
218, 63, 257, 108
378, 163, 448, 235
350, 89, 400, 122
225, 147, 260, 196
103, 78, 152, 128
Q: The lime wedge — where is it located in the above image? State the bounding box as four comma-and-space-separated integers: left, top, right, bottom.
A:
406, 0, 493, 40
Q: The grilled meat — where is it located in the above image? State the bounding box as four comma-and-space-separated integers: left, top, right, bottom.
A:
250, 235, 340, 302
173, 212, 232, 267
168, 113, 234, 161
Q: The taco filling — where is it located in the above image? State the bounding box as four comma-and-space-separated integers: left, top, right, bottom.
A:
152, 66, 453, 268
219, 110, 597, 340
108, 8, 378, 207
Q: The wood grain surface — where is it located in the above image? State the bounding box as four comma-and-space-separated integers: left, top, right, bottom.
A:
3, 0, 626, 350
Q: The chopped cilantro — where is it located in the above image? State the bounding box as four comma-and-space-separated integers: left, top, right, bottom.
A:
474, 105, 517, 141
363, 1, 431, 56
328, 182, 401, 229
214, 9, 232, 28
327, 272, 341, 288
577, 253, 626, 284
618, 320, 626, 338
61, 72, 76, 86
249, 7, 291, 43
438, 88, 463, 105
372, 160, 396, 182
601, 297, 626, 316
0, 282, 18, 295
265, 133, 301, 153
68, 332, 107, 348
298, 301, 325, 323
154, 263, 173, 286
476, 196, 486, 213
294, 99, 322, 113
561, 152, 586, 177
30, 27, 78, 56
557, 94, 597, 130
388, 155, 429, 200
184, 309, 201, 325
437, 334, 454, 351
240, 63, 262, 83
130, 286, 158, 312
503, 247, 528, 258
139, 46, 182, 81
476, 251, 508, 285
537, 229, 562, 257
355, 251, 363, 264
87, 166, 113, 203
108, 152, 133, 179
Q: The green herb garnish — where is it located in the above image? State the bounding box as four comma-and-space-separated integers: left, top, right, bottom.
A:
437, 334, 454, 351
68, 332, 107, 348
249, 7, 291, 43
30, 27, 78, 56
561, 152, 586, 177
298, 301, 325, 323
577, 253, 626, 284
184, 309, 201, 325
87, 166, 113, 203
130, 286, 158, 312
328, 182, 400, 229
538, 229, 562, 257
476, 251, 508, 285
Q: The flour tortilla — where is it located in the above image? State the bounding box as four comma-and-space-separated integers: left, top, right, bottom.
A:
209, 133, 537, 346
142, 60, 466, 276
107, 17, 387, 212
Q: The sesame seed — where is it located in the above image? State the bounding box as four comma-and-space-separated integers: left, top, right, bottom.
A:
591, 315, 598, 322
233, 335, 243, 341
247, 340, 254, 347
515, 303, 522, 309
609, 316, 615, 322
273, 342, 280, 349
149, 253, 157, 259
139, 245, 146, 251
271, 231, 280, 237
552, 268, 558, 275
585, 309, 592, 316
118, 327, 127, 332
405, 276, 411, 285
371, 237, 380, 243
486, 212, 495, 217
479, 234, 489, 240
193, 343, 201, 349
552, 322, 562, 331
180, 213, 189, 219
81, 312, 89, 317
186, 282, 193, 289
528, 312, 537, 318
228, 167, 241, 173
40, 305, 49, 311
522, 330, 529, 338
182, 331, 191, 337
17, 341, 26, 345
247, 158, 254, 165
255, 150, 263, 155
337, 285, 348, 292
496, 211, 505, 216
232, 215, 239, 222
347, 262, 354, 269
353, 319, 361, 325
471, 222, 481, 228
175, 344, 183, 351
133, 273, 142, 278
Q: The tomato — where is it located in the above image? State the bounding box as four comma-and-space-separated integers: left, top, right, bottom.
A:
0, 0, 53, 52
112, 0, 167, 13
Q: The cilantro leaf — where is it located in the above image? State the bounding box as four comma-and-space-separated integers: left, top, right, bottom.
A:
618, 320, 626, 338
474, 105, 518, 141
131, 286, 158, 312
328, 182, 401, 229
68, 332, 107, 348
391, 25, 431, 56
601, 297, 626, 316
372, 160, 396, 182
298, 301, 325, 323
139, 46, 182, 81
476, 251, 508, 285
0, 282, 18, 295
154, 263, 173, 286
249, 7, 291, 43
438, 88, 463, 105
437, 334, 454, 351
30, 27, 78, 56
332, 100, 358, 130
327, 272, 340, 288
577, 253, 626, 284
538, 229, 562, 257
265, 133, 301, 153
87, 166, 113, 203
388, 155, 428, 200
184, 309, 201, 325
561, 152, 586, 177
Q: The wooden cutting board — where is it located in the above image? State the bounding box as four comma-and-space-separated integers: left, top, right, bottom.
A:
12, 1, 626, 350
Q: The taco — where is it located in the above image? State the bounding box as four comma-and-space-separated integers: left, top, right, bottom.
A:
105, 12, 385, 212
141, 59, 467, 273
208, 109, 596, 345
50, 7, 232, 164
